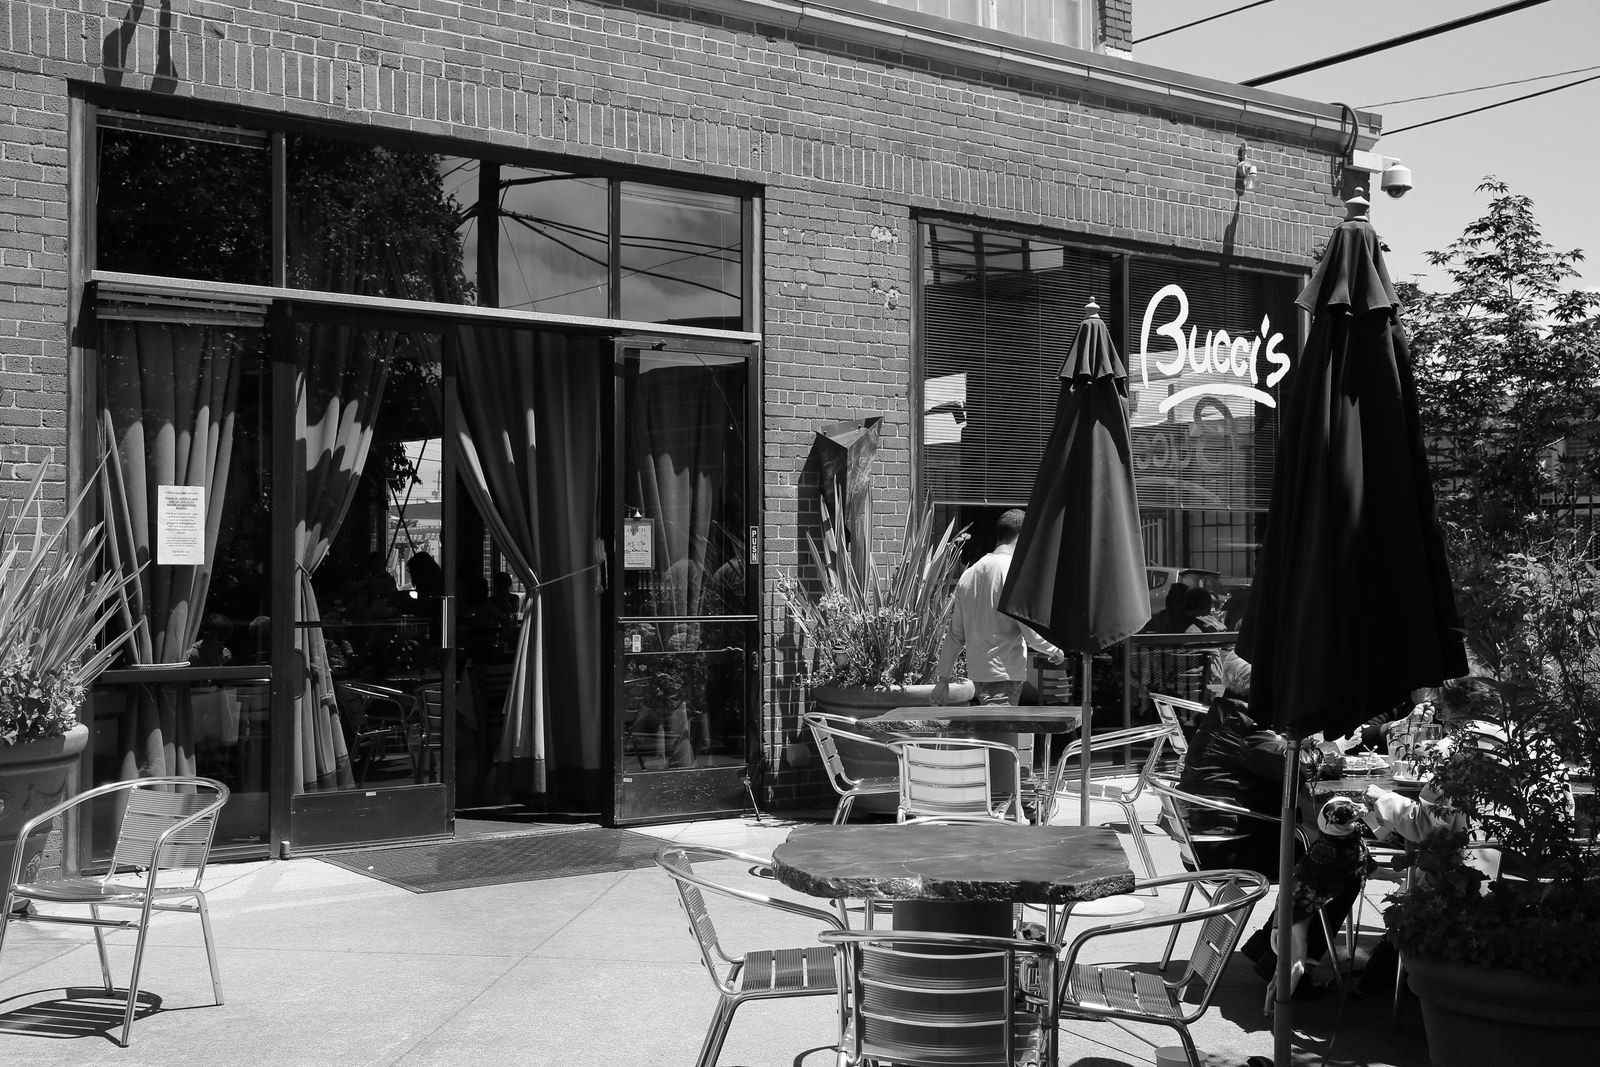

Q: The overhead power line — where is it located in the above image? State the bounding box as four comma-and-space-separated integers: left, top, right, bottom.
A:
1364, 63, 1600, 108
1134, 0, 1276, 44
1384, 70, 1600, 135
1243, 0, 1556, 87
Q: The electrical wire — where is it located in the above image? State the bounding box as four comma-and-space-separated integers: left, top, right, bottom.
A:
1243, 0, 1556, 87
1384, 70, 1600, 135
1363, 64, 1600, 108
1133, 0, 1276, 44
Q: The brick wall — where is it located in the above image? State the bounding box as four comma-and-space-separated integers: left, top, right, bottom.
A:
1, 0, 1346, 812
1100, 0, 1133, 52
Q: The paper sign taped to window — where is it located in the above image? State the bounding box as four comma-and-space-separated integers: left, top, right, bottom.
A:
623, 518, 654, 570
157, 485, 206, 566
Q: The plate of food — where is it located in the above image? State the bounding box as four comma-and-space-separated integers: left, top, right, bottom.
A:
1340, 753, 1391, 775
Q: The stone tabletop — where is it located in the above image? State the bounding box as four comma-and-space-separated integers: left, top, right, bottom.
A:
770, 823, 1135, 904
847, 705, 1084, 736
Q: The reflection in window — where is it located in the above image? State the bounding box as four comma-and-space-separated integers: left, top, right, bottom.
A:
285, 135, 473, 303
96, 114, 270, 285
496, 167, 611, 316
881, 0, 1087, 46
623, 351, 748, 617
620, 184, 742, 329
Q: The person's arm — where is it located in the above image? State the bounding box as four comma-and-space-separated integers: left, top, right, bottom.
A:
1239, 729, 1292, 784
1018, 621, 1065, 664
1363, 784, 1467, 843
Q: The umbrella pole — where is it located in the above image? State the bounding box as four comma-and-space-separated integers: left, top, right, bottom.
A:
1272, 728, 1300, 1064
1079, 651, 1093, 827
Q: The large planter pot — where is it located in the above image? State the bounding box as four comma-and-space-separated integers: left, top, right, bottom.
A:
811, 682, 975, 814
1406, 952, 1600, 1067
0, 723, 88, 895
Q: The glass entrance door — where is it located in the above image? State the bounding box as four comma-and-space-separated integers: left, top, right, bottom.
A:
279, 310, 456, 850
613, 339, 758, 823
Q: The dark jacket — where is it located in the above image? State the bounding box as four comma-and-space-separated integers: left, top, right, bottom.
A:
1175, 695, 1290, 835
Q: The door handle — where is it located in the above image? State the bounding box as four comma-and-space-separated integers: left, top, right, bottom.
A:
441, 595, 453, 649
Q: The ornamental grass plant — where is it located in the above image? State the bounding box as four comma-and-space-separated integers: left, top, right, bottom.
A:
777, 499, 968, 690
0, 462, 136, 746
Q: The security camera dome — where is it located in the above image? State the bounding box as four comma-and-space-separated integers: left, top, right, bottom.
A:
1381, 161, 1413, 199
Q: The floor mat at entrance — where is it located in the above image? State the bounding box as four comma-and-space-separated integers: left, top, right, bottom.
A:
317, 828, 664, 893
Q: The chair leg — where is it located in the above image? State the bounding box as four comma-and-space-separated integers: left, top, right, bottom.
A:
196, 893, 224, 1005
1317, 910, 1344, 990
119, 908, 155, 1048
1170, 1020, 1203, 1067
1391, 952, 1407, 1033
0, 891, 12, 961
834, 794, 855, 825
91, 904, 114, 994
694, 993, 740, 1067
1118, 800, 1160, 894
1160, 883, 1196, 971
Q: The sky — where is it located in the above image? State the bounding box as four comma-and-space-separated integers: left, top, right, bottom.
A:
1134, 0, 1600, 292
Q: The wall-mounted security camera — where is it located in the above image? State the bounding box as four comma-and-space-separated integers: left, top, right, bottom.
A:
1380, 160, 1413, 199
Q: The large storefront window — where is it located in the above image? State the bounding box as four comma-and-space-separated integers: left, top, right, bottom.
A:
86, 101, 759, 848
919, 219, 1299, 599
91, 318, 273, 856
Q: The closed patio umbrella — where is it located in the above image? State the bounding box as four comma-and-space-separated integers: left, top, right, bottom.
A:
1236, 191, 1467, 1063
1000, 300, 1151, 829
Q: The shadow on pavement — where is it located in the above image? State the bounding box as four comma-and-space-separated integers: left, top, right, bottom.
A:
0, 986, 164, 1043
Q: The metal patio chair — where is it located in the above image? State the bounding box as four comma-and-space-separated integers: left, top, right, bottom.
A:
804, 711, 900, 824
1149, 692, 1209, 768
821, 925, 1060, 1067
1145, 777, 1353, 985
1055, 869, 1269, 1067
656, 843, 845, 1067
0, 776, 230, 1047
889, 737, 1027, 824
1034, 721, 1174, 888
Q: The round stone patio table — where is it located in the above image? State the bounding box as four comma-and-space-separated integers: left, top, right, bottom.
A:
770, 822, 1136, 935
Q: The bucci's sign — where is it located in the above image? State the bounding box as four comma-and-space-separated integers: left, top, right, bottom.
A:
1137, 284, 1289, 413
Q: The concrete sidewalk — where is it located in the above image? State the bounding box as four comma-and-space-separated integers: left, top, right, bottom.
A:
0, 789, 1432, 1067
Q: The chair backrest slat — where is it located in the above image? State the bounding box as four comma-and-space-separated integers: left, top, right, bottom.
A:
855, 941, 1015, 1066
111, 783, 224, 877
656, 846, 728, 981
1180, 877, 1258, 1002
896, 742, 995, 820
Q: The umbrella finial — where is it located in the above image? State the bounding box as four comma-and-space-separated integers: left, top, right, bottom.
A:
1345, 186, 1371, 220
1084, 298, 1101, 320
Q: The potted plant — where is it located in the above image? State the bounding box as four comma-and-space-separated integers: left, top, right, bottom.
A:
0, 463, 136, 896
1384, 542, 1600, 1065
778, 500, 975, 711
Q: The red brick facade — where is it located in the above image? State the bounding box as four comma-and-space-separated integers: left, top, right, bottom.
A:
2, 0, 1372, 814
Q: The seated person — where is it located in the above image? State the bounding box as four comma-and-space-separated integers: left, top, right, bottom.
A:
1141, 582, 1190, 634
1182, 587, 1226, 634
461, 574, 512, 662
186, 613, 234, 668
1176, 652, 1358, 993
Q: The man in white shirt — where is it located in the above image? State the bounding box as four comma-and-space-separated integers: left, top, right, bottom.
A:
931, 509, 1065, 706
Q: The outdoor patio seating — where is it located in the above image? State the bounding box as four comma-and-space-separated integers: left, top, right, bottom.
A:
655, 843, 845, 1067
889, 737, 1027, 824
1033, 721, 1174, 886
820, 925, 1059, 1067
1146, 778, 1353, 984
0, 776, 230, 1048
804, 711, 900, 823
1055, 869, 1269, 1067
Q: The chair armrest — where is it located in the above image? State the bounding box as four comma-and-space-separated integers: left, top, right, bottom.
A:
820, 927, 1058, 960
1146, 779, 1282, 825
1059, 870, 1269, 968
1057, 723, 1172, 762
656, 845, 848, 930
